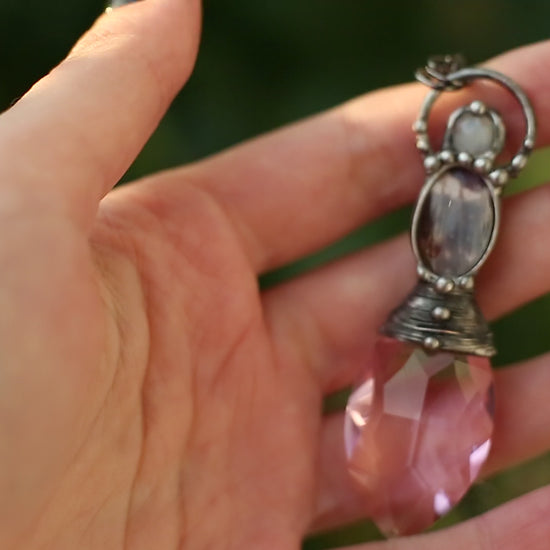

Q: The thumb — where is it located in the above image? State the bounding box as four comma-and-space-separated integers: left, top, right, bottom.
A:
0, 0, 202, 229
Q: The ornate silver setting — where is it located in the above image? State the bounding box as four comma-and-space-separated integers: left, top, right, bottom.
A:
382, 55, 536, 356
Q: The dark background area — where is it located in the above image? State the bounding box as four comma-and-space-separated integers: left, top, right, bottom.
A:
1, 1, 550, 547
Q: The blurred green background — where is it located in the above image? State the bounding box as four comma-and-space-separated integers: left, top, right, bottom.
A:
1, 0, 549, 547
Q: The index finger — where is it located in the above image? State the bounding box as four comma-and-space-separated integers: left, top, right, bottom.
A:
180, 41, 550, 273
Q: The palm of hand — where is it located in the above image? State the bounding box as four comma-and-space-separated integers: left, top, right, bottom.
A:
2, 181, 318, 549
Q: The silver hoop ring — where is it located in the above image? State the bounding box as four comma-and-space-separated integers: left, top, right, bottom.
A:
414, 67, 537, 173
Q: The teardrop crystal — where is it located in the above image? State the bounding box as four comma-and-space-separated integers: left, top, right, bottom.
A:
344, 337, 494, 537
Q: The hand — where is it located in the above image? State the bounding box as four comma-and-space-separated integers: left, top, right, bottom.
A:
0, 1, 549, 548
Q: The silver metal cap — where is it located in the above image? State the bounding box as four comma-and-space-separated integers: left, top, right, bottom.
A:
381, 281, 495, 357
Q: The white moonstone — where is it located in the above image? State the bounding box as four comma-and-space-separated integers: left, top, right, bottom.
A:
450, 113, 496, 156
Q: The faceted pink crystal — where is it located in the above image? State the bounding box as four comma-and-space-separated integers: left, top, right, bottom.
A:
344, 337, 494, 537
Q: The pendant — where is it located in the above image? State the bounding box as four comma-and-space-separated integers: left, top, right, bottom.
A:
344, 55, 537, 537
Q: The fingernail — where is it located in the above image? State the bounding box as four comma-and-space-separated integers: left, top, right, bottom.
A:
106, 0, 143, 11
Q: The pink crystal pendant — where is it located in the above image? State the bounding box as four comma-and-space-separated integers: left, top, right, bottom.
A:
344, 55, 536, 537
345, 338, 494, 536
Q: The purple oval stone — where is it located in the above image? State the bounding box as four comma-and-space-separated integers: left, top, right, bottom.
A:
415, 167, 496, 277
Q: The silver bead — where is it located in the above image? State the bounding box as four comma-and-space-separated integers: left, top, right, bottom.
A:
512, 154, 528, 171
423, 336, 440, 351
523, 137, 535, 150
416, 135, 430, 153
457, 152, 473, 165
469, 100, 487, 115
424, 155, 440, 173
435, 277, 454, 294
438, 150, 455, 164
473, 157, 492, 173
489, 169, 509, 186
432, 306, 451, 321
458, 276, 474, 290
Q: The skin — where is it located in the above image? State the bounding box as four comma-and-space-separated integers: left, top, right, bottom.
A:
0, 1, 550, 548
